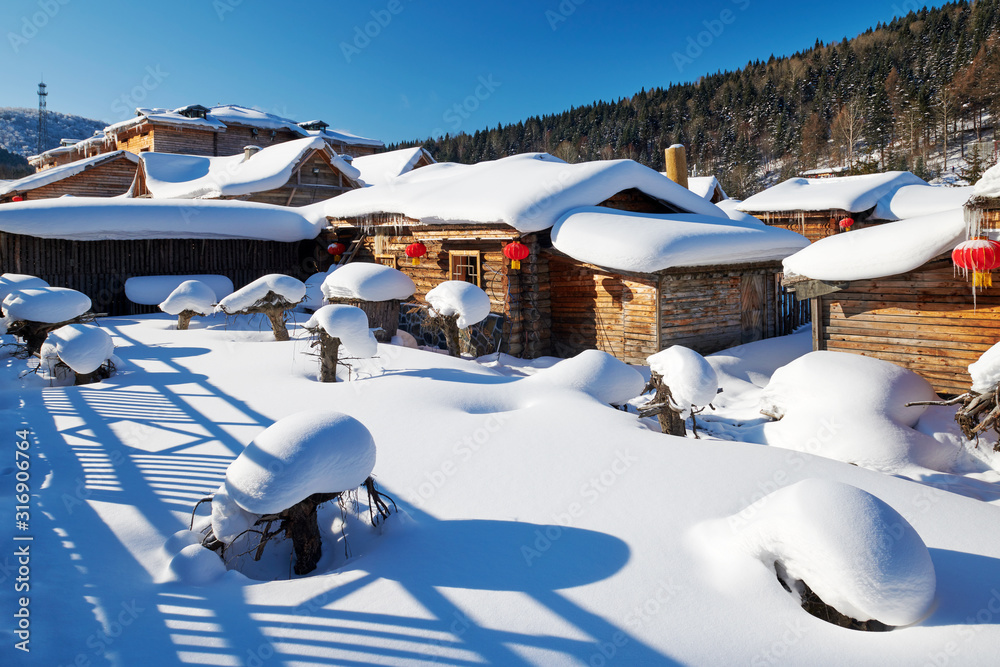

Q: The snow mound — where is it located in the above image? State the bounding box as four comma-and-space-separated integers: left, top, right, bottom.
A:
320, 262, 415, 302
529, 349, 645, 405
782, 209, 965, 281
164, 529, 205, 554
969, 341, 1000, 394
304, 305, 378, 358
224, 410, 376, 515
300, 271, 330, 311
718, 479, 936, 626
40, 324, 114, 374
0, 273, 49, 303
426, 281, 491, 329
973, 161, 1000, 198
648, 346, 718, 417
127, 274, 233, 305
167, 544, 226, 586
2, 287, 91, 323
159, 280, 218, 316
216, 274, 306, 313
551, 208, 808, 273
760, 351, 965, 473
211, 483, 261, 544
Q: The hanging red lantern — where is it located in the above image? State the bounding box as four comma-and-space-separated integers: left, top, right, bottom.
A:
953, 237, 1000, 288
326, 242, 347, 261
503, 241, 530, 270
405, 242, 427, 266
838, 217, 854, 230
11, 195, 23, 202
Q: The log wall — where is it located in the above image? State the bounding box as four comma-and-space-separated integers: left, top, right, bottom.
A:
325, 224, 550, 358
814, 255, 1000, 395
548, 257, 660, 364
5, 156, 138, 202
0, 233, 308, 317
746, 209, 870, 243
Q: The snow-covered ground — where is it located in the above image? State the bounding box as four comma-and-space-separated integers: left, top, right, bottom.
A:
2, 314, 1000, 666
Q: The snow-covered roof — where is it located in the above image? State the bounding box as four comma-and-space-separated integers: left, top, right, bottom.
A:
973, 161, 1000, 199
324, 153, 729, 234
137, 137, 358, 199
352, 147, 436, 187
872, 184, 974, 221
738, 171, 927, 214
105, 104, 383, 149
686, 175, 727, 201
800, 166, 850, 176
1, 151, 138, 196
782, 208, 965, 282
0, 197, 327, 241
552, 208, 810, 273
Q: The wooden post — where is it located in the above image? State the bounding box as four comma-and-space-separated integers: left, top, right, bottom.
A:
318, 331, 341, 382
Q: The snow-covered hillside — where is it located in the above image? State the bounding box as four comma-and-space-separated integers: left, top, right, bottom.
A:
0, 107, 107, 158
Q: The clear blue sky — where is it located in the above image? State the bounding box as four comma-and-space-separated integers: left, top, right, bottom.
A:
1, 0, 949, 145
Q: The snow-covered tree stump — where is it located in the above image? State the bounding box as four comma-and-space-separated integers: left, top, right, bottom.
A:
3, 287, 94, 356
304, 305, 376, 383
204, 411, 393, 576
639, 372, 687, 436
424, 281, 491, 358
40, 324, 115, 386
159, 280, 216, 331
215, 275, 306, 342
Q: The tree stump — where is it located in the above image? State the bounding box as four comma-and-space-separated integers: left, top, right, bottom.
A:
425, 311, 462, 357
639, 372, 687, 436
318, 330, 341, 383
177, 310, 196, 331
279, 492, 340, 575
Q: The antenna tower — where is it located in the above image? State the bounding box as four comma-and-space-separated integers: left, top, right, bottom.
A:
37, 79, 48, 155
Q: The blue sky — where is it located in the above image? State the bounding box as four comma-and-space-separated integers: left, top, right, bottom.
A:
1, 0, 948, 145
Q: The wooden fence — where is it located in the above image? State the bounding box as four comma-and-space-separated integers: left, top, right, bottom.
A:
776, 273, 810, 337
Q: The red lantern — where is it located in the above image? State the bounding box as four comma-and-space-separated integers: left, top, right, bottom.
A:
405, 242, 427, 266
503, 241, 530, 270
11, 195, 23, 202
838, 217, 854, 230
953, 237, 1000, 288
326, 242, 347, 261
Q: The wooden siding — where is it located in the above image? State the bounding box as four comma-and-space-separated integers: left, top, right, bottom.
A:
814, 255, 1000, 395
0, 233, 308, 317
746, 209, 871, 243
549, 257, 660, 364
324, 224, 550, 358
4, 155, 137, 202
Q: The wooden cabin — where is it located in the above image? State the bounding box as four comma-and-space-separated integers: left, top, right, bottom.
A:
781, 208, 991, 395
30, 104, 383, 171
131, 138, 362, 207
738, 172, 928, 243
0, 199, 323, 317
684, 175, 728, 204
323, 153, 810, 360
352, 147, 436, 187
1, 151, 139, 203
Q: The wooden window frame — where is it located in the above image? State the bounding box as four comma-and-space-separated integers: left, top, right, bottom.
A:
374, 253, 396, 268
449, 250, 482, 287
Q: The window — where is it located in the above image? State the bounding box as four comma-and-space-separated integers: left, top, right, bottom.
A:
375, 254, 396, 268
449, 250, 481, 287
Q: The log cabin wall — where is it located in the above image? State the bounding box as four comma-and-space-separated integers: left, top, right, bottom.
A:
813, 255, 1000, 395
548, 256, 660, 364
657, 265, 784, 356
328, 223, 550, 358
246, 152, 355, 207
745, 209, 868, 243
4, 156, 138, 202
0, 233, 306, 317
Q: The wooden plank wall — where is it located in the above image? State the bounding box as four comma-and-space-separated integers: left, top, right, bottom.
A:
336, 224, 550, 358
548, 257, 660, 364
0, 233, 306, 317
747, 209, 866, 243
14, 157, 138, 200
816, 255, 1000, 395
